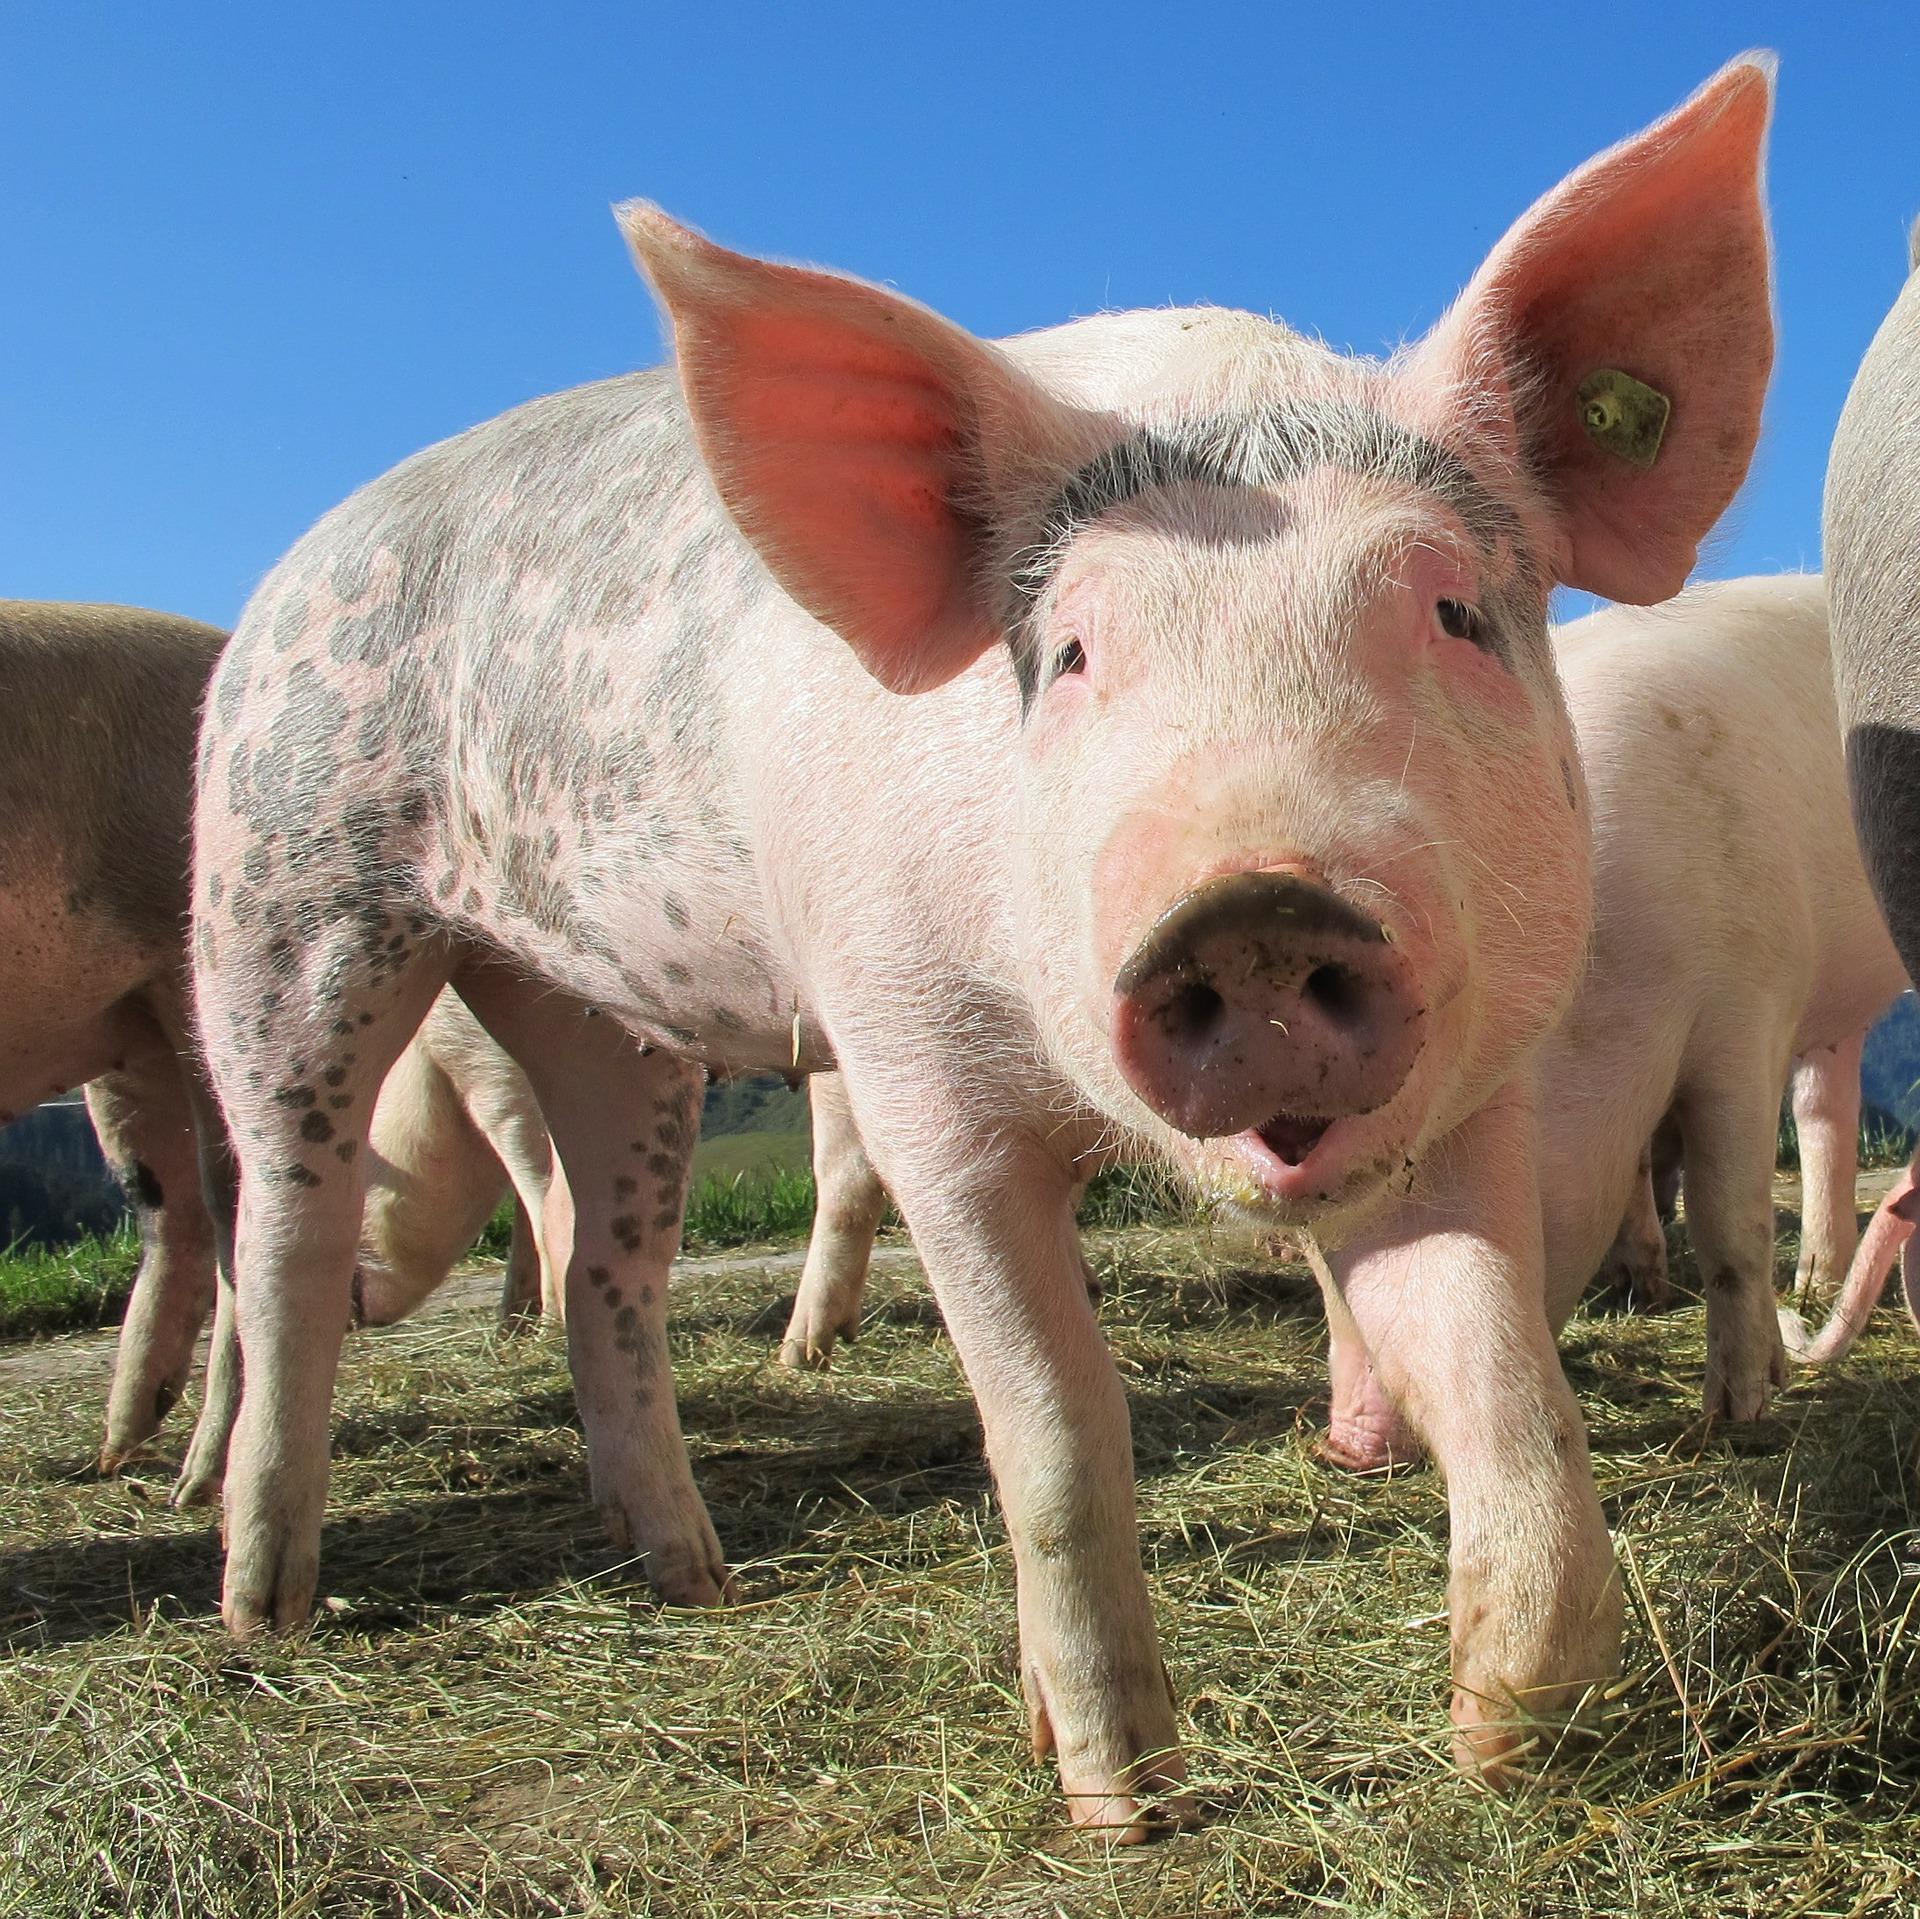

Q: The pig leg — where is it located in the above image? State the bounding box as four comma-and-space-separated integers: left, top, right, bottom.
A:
93, 1039, 218, 1466
840, 1059, 1184, 1839
1676, 1056, 1792, 1421
780, 1075, 889, 1369
1594, 1142, 1671, 1313
457, 1069, 562, 1328
358, 1032, 509, 1326
1317, 1276, 1423, 1470
1790, 1032, 1864, 1306
454, 971, 730, 1604
172, 1078, 241, 1508
206, 924, 452, 1634
499, 1196, 543, 1323
1331, 1086, 1619, 1781
782, 1077, 1101, 1370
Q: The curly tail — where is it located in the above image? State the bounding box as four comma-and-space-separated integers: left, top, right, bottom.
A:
1779, 1160, 1920, 1364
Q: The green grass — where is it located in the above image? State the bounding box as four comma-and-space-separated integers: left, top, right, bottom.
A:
3, 1220, 1920, 1914
689, 1128, 811, 1184
0, 1227, 141, 1341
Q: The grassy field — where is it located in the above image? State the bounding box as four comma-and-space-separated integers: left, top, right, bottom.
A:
2, 1201, 1920, 1914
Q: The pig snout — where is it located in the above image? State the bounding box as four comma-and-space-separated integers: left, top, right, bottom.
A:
1110, 870, 1426, 1148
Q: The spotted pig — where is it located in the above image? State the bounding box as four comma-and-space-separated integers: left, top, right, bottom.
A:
192, 62, 1775, 1835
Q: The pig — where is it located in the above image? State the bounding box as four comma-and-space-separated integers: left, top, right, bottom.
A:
1825, 226, 1920, 1259
0, 600, 238, 1468
778, 1071, 1097, 1369
1596, 1029, 1872, 1315
0, 603, 562, 1493
189, 62, 1774, 1834
1778, 221, 1920, 1374
1322, 578, 1908, 1472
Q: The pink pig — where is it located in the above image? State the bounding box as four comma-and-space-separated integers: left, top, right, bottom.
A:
1324, 576, 1907, 1469
190, 63, 1774, 1833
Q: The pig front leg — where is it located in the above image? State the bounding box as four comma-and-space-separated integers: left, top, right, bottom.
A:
1790, 1033, 1864, 1307
847, 1069, 1185, 1838
1330, 1085, 1619, 1778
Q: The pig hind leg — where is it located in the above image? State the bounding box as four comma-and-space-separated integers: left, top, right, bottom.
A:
1594, 1139, 1672, 1313
1677, 1040, 1792, 1421
1790, 1033, 1865, 1306
780, 1075, 888, 1369
93, 1033, 219, 1467
454, 970, 731, 1605
456, 1063, 563, 1328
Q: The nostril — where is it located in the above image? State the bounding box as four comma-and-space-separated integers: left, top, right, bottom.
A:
1162, 978, 1226, 1045
1304, 962, 1369, 1026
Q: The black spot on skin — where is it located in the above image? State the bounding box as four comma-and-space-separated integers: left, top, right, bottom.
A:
462, 887, 483, 914
300, 1110, 336, 1144
664, 961, 691, 985
615, 1306, 638, 1336
662, 894, 690, 931
153, 1382, 176, 1423
275, 1084, 317, 1109
603, 1287, 623, 1308
286, 1162, 323, 1188
130, 1160, 165, 1212
638, 1284, 654, 1306
325, 1067, 347, 1088
335, 1141, 356, 1163
651, 1209, 678, 1234
647, 1153, 674, 1179
327, 1095, 351, 1111
207, 873, 225, 907
587, 1265, 611, 1288
612, 1215, 643, 1253
358, 1012, 375, 1026
614, 1175, 638, 1199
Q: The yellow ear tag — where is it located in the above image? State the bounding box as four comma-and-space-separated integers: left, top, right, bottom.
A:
1577, 369, 1670, 468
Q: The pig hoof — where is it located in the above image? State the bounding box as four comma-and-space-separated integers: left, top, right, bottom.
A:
221, 1548, 319, 1638
647, 1544, 737, 1608
1316, 1421, 1425, 1473
1450, 1700, 1537, 1789
171, 1461, 225, 1509
1023, 1658, 1195, 1842
777, 1332, 838, 1371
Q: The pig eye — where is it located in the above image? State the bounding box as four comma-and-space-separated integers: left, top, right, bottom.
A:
1049, 636, 1087, 683
1434, 598, 1485, 646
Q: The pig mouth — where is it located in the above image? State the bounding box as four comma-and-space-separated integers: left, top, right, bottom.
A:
1253, 1112, 1332, 1166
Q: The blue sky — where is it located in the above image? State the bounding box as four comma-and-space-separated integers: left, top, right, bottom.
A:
3, 3, 1917, 632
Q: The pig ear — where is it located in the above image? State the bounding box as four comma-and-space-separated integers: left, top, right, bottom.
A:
1414, 56, 1775, 604
620, 204, 1033, 695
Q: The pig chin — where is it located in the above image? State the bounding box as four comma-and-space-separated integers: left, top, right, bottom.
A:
1169, 1049, 1441, 1237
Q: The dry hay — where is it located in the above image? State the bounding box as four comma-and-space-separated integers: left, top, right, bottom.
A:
1, 1213, 1918, 1916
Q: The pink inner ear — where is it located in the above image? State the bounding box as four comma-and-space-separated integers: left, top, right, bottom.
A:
1426, 60, 1774, 606
659, 266, 1007, 696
